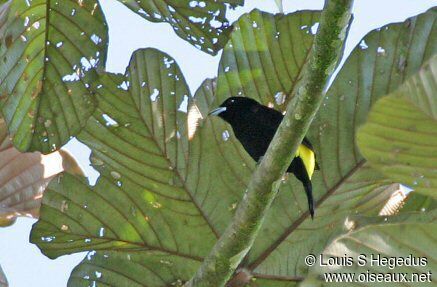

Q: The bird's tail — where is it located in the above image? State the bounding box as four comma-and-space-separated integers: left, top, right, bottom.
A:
303, 181, 315, 219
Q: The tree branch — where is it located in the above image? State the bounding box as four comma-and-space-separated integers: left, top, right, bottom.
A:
185, 0, 354, 286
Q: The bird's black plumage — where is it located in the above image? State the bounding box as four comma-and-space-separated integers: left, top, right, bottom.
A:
209, 97, 319, 218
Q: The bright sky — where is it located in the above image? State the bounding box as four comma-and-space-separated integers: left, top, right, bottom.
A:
0, 0, 435, 286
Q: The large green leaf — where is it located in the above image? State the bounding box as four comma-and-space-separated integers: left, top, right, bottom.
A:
117, 0, 243, 55
0, 0, 108, 153
216, 10, 320, 108
303, 210, 437, 287
31, 49, 215, 286
30, 8, 436, 286
358, 55, 437, 198
69, 250, 200, 287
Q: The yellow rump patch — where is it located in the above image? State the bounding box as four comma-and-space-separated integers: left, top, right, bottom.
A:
295, 144, 316, 179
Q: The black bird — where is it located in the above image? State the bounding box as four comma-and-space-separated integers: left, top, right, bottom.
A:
209, 97, 319, 218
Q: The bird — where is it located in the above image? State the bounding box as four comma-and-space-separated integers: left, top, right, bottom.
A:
209, 97, 319, 218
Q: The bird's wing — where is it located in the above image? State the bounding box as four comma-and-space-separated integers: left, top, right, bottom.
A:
253, 104, 320, 170
302, 137, 314, 150
302, 137, 320, 170
252, 104, 283, 130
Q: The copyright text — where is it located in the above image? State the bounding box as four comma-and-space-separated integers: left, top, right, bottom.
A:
304, 254, 432, 283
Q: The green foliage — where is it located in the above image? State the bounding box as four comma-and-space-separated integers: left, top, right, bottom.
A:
0, 0, 108, 153
209, 7, 435, 281
358, 55, 437, 198
314, 8, 436, 194
70, 250, 200, 287
0, 0, 434, 286
28, 7, 437, 286
117, 0, 244, 55
216, 10, 319, 109
31, 50, 215, 285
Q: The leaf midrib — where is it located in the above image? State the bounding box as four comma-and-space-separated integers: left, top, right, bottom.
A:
40, 226, 205, 262
128, 66, 221, 239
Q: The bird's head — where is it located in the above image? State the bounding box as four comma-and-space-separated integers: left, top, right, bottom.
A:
208, 97, 260, 123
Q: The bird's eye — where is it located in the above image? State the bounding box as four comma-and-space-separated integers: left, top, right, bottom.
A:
230, 99, 235, 103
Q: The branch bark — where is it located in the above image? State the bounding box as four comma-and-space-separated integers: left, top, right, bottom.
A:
186, 0, 354, 286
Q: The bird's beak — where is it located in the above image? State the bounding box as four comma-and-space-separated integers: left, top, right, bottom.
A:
208, 107, 227, 116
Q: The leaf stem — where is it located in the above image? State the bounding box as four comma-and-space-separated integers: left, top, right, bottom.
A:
185, 0, 354, 286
